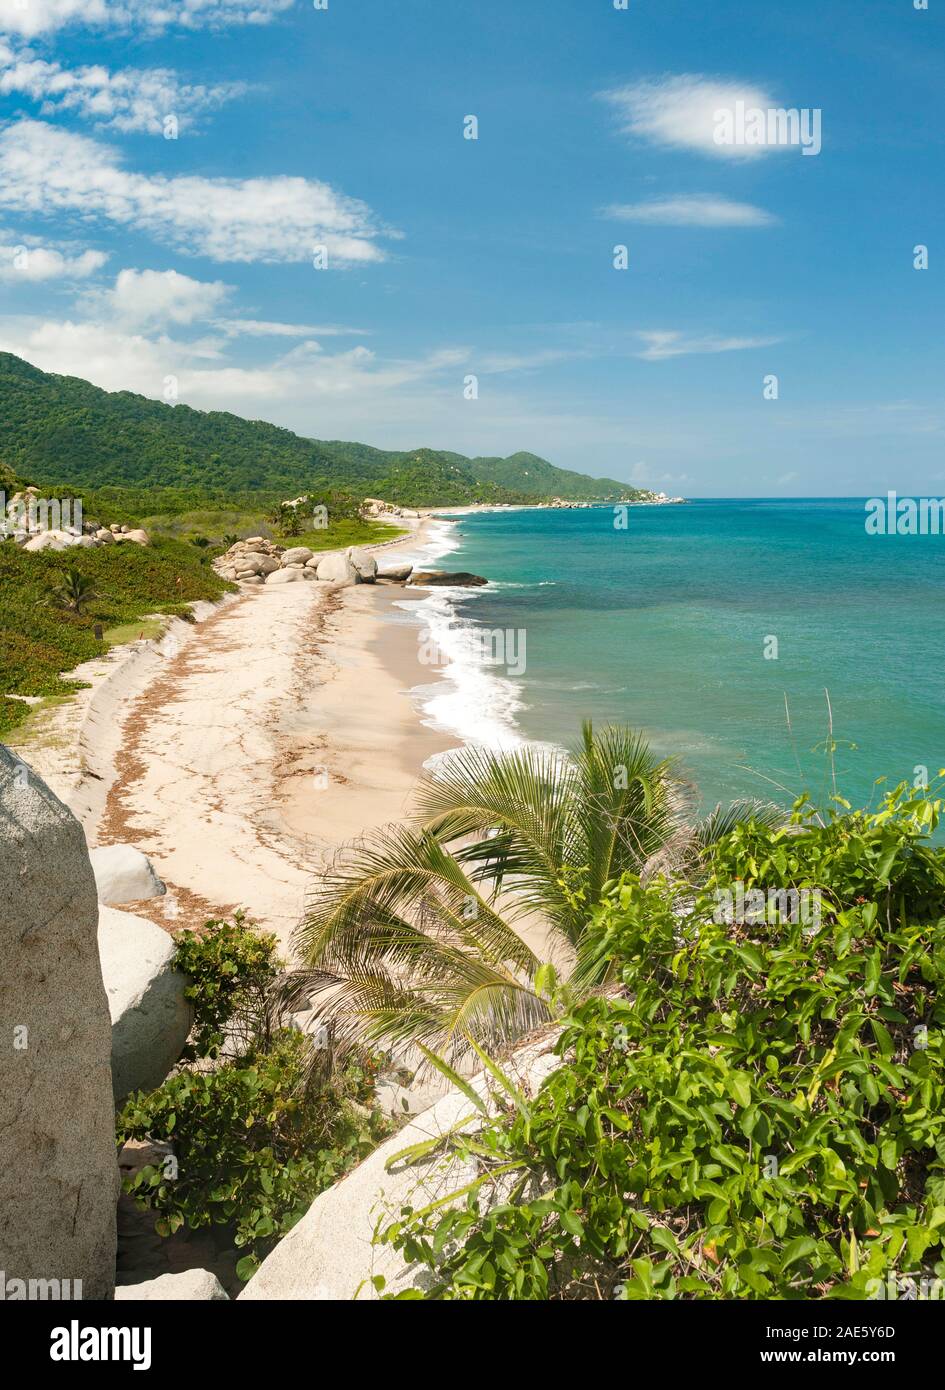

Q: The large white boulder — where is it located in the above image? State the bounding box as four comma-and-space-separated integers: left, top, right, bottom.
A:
238, 1031, 561, 1301
116, 1270, 230, 1301
0, 746, 118, 1299
347, 548, 378, 583
123, 529, 151, 547
315, 553, 360, 586
266, 567, 304, 585
378, 563, 413, 582
237, 552, 280, 576
89, 843, 166, 906
98, 906, 192, 1102
281, 546, 314, 566
22, 529, 78, 552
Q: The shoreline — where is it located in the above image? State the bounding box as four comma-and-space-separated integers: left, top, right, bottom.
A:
7, 514, 476, 953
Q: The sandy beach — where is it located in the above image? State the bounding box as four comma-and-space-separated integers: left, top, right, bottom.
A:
9, 519, 464, 955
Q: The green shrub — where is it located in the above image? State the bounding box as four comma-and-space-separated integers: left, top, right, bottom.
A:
173, 914, 280, 1061
0, 537, 230, 735
118, 1032, 388, 1281
378, 783, 945, 1299
118, 911, 390, 1280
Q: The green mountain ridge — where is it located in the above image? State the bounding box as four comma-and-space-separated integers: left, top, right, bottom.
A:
0, 352, 646, 506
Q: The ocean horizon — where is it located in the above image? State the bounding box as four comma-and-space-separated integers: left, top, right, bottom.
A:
400, 498, 945, 817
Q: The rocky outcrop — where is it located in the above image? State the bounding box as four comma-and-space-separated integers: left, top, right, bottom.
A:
281, 546, 314, 567
377, 563, 413, 582
22, 529, 77, 553
238, 1031, 561, 1301
265, 568, 304, 585
115, 1270, 230, 1301
214, 536, 414, 591
0, 745, 118, 1300
360, 496, 419, 520
98, 906, 192, 1102
89, 844, 167, 906
407, 570, 488, 587
315, 552, 360, 586
216, 537, 284, 582
347, 547, 378, 583
3, 493, 151, 550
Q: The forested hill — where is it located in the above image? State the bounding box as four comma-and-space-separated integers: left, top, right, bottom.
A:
0, 352, 641, 506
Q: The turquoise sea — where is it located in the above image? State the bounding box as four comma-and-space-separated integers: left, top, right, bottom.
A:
406, 499, 945, 816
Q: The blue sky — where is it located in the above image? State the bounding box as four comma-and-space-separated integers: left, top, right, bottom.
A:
0, 0, 941, 495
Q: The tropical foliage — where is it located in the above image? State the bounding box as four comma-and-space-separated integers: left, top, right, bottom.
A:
0, 537, 229, 736
46, 564, 98, 614
0, 351, 637, 503
285, 724, 781, 1061
377, 781, 945, 1299
173, 914, 280, 1061
117, 916, 390, 1281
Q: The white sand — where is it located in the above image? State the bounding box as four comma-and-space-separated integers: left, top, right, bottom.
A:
9, 522, 457, 955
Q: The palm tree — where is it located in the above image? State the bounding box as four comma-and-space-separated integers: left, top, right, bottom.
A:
285, 723, 782, 1063
47, 565, 98, 616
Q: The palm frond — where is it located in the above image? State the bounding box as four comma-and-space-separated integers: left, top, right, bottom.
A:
692, 797, 788, 849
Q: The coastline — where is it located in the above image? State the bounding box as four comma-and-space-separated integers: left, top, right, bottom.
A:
7, 514, 481, 953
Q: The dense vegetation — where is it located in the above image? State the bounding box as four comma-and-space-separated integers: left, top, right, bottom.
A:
118, 917, 390, 1282
0, 538, 229, 737
377, 784, 945, 1300
0, 351, 639, 505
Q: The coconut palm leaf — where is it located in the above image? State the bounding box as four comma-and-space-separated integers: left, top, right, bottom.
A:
692, 797, 788, 849
289, 722, 774, 1061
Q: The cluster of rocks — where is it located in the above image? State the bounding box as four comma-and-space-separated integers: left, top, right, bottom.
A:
360, 496, 420, 521
19, 523, 151, 554
215, 537, 416, 589
3, 489, 150, 551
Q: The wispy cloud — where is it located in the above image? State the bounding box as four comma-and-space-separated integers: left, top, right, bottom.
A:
600, 75, 781, 159
0, 40, 248, 134
604, 194, 776, 228
216, 319, 369, 339
0, 121, 393, 265
636, 330, 783, 361
0, 0, 293, 40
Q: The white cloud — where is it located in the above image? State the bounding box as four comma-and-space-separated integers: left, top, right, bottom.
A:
626, 460, 692, 486
636, 330, 782, 361
601, 75, 781, 159
0, 40, 247, 134
216, 319, 368, 338
0, 316, 478, 426
82, 268, 231, 329
0, 239, 107, 280
0, 121, 391, 265
604, 195, 776, 227
0, 0, 293, 40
